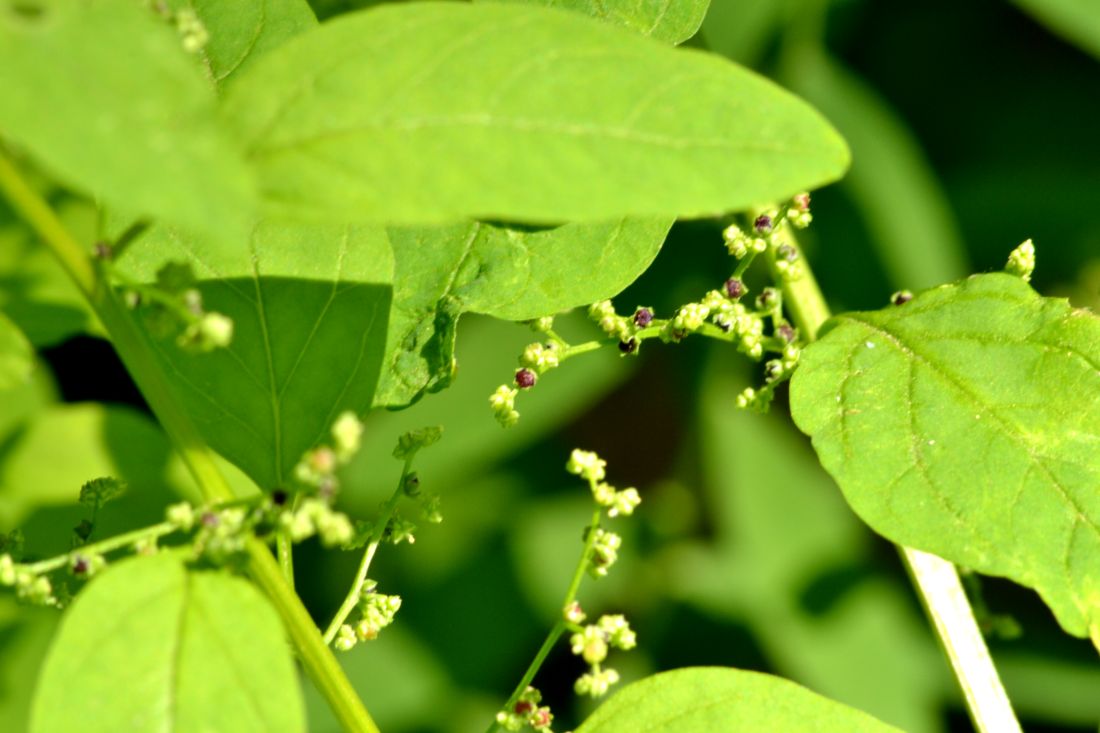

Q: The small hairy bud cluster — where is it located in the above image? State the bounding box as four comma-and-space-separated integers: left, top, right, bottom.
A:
334, 582, 402, 650
588, 300, 630, 341
293, 411, 365, 492
1005, 239, 1036, 282
280, 498, 355, 548
567, 449, 607, 483
788, 192, 813, 228
490, 385, 520, 427
722, 224, 768, 259
174, 7, 210, 54
588, 528, 622, 578
495, 686, 554, 732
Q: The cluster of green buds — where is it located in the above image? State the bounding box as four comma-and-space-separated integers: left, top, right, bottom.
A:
566, 448, 639, 579
294, 411, 364, 493
333, 581, 403, 651
495, 686, 555, 732
570, 612, 637, 698
1005, 239, 1036, 282
723, 196, 811, 284
115, 260, 234, 353
0, 555, 57, 607
150, 1, 209, 54
279, 498, 355, 548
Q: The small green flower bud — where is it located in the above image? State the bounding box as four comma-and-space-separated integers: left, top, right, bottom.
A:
571, 625, 608, 664
1006, 239, 1036, 282
331, 411, 364, 460
567, 449, 606, 483
588, 528, 621, 578
531, 315, 554, 333
598, 614, 637, 650
672, 302, 709, 333
608, 487, 640, 518
0, 554, 15, 586
334, 624, 358, 652
564, 601, 586, 624
736, 387, 757, 410
575, 668, 620, 698
489, 385, 520, 427
592, 482, 616, 507
166, 502, 195, 530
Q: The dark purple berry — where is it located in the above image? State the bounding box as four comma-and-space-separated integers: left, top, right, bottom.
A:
271, 489, 289, 506
777, 244, 798, 262
514, 701, 535, 716
724, 278, 745, 299
754, 214, 773, 233
515, 368, 537, 389
776, 324, 796, 343
633, 308, 653, 327
891, 290, 913, 306
618, 338, 637, 354
72, 555, 90, 576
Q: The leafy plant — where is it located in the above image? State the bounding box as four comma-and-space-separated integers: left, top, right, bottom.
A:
0, 1, 1098, 732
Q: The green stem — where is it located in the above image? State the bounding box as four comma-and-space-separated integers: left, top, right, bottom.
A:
765, 220, 1022, 733
322, 457, 413, 644
0, 151, 380, 733
484, 506, 602, 733
19, 521, 180, 575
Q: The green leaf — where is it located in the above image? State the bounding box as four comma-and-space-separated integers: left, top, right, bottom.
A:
475, 0, 710, 44
376, 218, 667, 407
789, 273, 1100, 640
168, 0, 317, 85
77, 477, 126, 510
0, 310, 33, 389
221, 2, 849, 225
1012, 0, 1100, 60
0, 0, 255, 240
30, 554, 304, 733
115, 221, 393, 489
575, 667, 902, 732
782, 48, 968, 290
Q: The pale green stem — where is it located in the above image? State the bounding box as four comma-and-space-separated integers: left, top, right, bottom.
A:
18, 521, 180, 575
322, 456, 413, 644
484, 506, 603, 733
765, 220, 1022, 733
0, 151, 380, 733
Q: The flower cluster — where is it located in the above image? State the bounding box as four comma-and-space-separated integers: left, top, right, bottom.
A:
293, 411, 365, 492
570, 614, 637, 699
334, 581, 403, 651
0, 555, 56, 607
495, 686, 554, 732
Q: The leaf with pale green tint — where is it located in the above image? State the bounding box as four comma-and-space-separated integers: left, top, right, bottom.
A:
0, 0, 255, 241
790, 273, 1100, 640
475, 0, 709, 43
1012, 0, 1100, 60
376, 218, 667, 407
116, 222, 393, 489
167, 0, 317, 85
575, 667, 903, 732
31, 555, 304, 733
221, 2, 849, 225
0, 310, 32, 389
782, 47, 967, 290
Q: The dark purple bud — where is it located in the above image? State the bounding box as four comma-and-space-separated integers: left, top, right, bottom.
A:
793, 192, 811, 211
777, 244, 798, 262
271, 489, 289, 506
754, 214, 773, 233
514, 701, 535, 716
724, 278, 745, 299
71, 555, 90, 576
618, 338, 637, 354
515, 368, 537, 389
891, 290, 913, 306
756, 288, 778, 310
633, 308, 653, 327
776, 324, 796, 343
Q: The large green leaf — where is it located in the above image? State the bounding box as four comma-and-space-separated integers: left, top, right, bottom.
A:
376, 218, 667, 406
0, 311, 32, 390
475, 0, 710, 44
116, 222, 393, 490
170, 0, 317, 85
575, 667, 902, 732
0, 0, 255, 241
30, 555, 304, 733
1012, 0, 1100, 60
790, 273, 1100, 640
221, 2, 849, 225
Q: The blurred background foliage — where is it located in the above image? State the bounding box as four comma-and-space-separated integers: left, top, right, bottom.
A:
2, 0, 1100, 731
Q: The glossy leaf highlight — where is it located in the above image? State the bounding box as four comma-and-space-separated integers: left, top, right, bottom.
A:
222, 2, 849, 225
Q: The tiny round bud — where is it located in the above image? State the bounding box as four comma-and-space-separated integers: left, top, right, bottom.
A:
271, 489, 289, 506
514, 701, 535, 716
618, 338, 636, 354
776, 323, 796, 343
756, 288, 778, 310
71, 555, 90, 576
891, 290, 913, 306
633, 307, 653, 327
793, 192, 811, 210
777, 244, 798, 262
754, 214, 773, 233
725, 278, 745, 299
515, 368, 537, 389
403, 472, 421, 497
